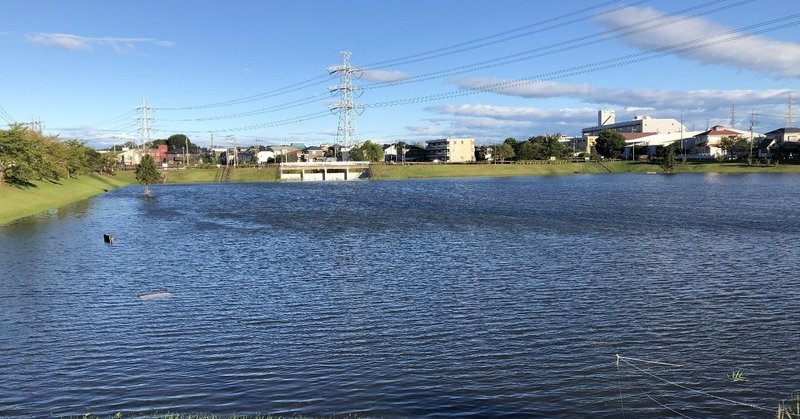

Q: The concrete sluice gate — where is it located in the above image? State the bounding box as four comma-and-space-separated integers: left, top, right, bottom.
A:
279, 162, 370, 181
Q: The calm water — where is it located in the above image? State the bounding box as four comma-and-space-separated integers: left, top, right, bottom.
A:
1, 174, 798, 418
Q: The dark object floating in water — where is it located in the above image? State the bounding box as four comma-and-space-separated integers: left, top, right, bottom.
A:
103, 234, 113, 244
138, 290, 173, 300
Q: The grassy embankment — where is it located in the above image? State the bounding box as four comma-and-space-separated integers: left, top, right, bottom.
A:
158, 166, 279, 183
603, 160, 800, 174
0, 172, 134, 225
369, 161, 607, 179
371, 160, 800, 178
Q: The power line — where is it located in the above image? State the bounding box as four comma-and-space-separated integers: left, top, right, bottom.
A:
362, 0, 650, 70
0, 104, 16, 124
151, 12, 799, 136
155, 0, 747, 126
88, 110, 137, 128
157, 93, 329, 122
362, 13, 800, 110
150, 0, 653, 112
362, 0, 752, 91
155, 74, 330, 111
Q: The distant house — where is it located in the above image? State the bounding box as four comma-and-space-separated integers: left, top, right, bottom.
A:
383, 143, 398, 162
425, 137, 476, 162
269, 146, 301, 163
757, 137, 777, 158
165, 148, 200, 167
764, 127, 800, 144
256, 150, 275, 164
475, 145, 493, 162
688, 125, 745, 158
118, 144, 168, 169
404, 145, 426, 162
302, 146, 326, 162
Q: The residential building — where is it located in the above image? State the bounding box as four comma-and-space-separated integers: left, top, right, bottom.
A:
302, 146, 326, 162
764, 127, 800, 144
118, 144, 168, 168
425, 137, 476, 162
686, 125, 750, 158
256, 150, 276, 164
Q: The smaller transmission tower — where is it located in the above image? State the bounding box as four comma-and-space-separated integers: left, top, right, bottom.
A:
136, 97, 153, 149
327, 51, 365, 151
788, 95, 794, 127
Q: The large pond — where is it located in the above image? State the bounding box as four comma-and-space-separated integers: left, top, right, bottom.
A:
1, 174, 798, 417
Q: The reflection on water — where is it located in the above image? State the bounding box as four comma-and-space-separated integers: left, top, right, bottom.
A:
0, 174, 799, 417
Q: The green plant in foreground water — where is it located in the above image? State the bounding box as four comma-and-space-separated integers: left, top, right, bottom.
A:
727, 370, 747, 382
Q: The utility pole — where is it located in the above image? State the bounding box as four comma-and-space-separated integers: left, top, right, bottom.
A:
136, 97, 153, 150
680, 111, 685, 161
328, 51, 364, 158
749, 110, 756, 163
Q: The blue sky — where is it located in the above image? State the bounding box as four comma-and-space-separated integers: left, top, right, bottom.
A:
1, 0, 799, 147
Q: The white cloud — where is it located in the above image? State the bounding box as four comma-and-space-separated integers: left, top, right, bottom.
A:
456, 78, 592, 98
26, 32, 175, 54
361, 69, 412, 83
428, 104, 595, 122
453, 76, 797, 112
593, 6, 800, 78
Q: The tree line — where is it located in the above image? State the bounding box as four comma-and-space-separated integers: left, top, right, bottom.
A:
493, 133, 577, 162
0, 124, 116, 186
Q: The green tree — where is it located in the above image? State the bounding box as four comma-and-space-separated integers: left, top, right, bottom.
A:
654, 143, 677, 173
524, 133, 569, 160
348, 145, 366, 161
348, 141, 384, 162
594, 129, 626, 159
361, 140, 384, 162
719, 135, 749, 159
517, 141, 541, 160
495, 143, 515, 163
135, 154, 161, 194
166, 134, 196, 152
503, 137, 521, 157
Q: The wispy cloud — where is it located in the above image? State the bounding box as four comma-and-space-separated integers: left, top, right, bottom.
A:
453, 77, 797, 111
361, 69, 412, 83
593, 6, 800, 78
26, 32, 175, 54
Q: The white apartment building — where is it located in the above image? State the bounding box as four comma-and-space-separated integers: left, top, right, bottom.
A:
425, 137, 476, 162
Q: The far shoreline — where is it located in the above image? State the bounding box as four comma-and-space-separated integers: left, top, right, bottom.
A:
2, 161, 799, 226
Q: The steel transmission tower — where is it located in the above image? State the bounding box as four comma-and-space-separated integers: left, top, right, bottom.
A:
327, 51, 364, 151
136, 97, 153, 149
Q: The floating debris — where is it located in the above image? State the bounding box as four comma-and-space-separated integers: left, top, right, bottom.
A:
138, 290, 173, 301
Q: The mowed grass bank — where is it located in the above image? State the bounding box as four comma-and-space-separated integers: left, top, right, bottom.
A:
0, 173, 133, 225
370, 162, 607, 179
603, 161, 800, 174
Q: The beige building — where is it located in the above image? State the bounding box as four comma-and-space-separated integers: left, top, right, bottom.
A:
426, 137, 476, 162
582, 110, 686, 136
